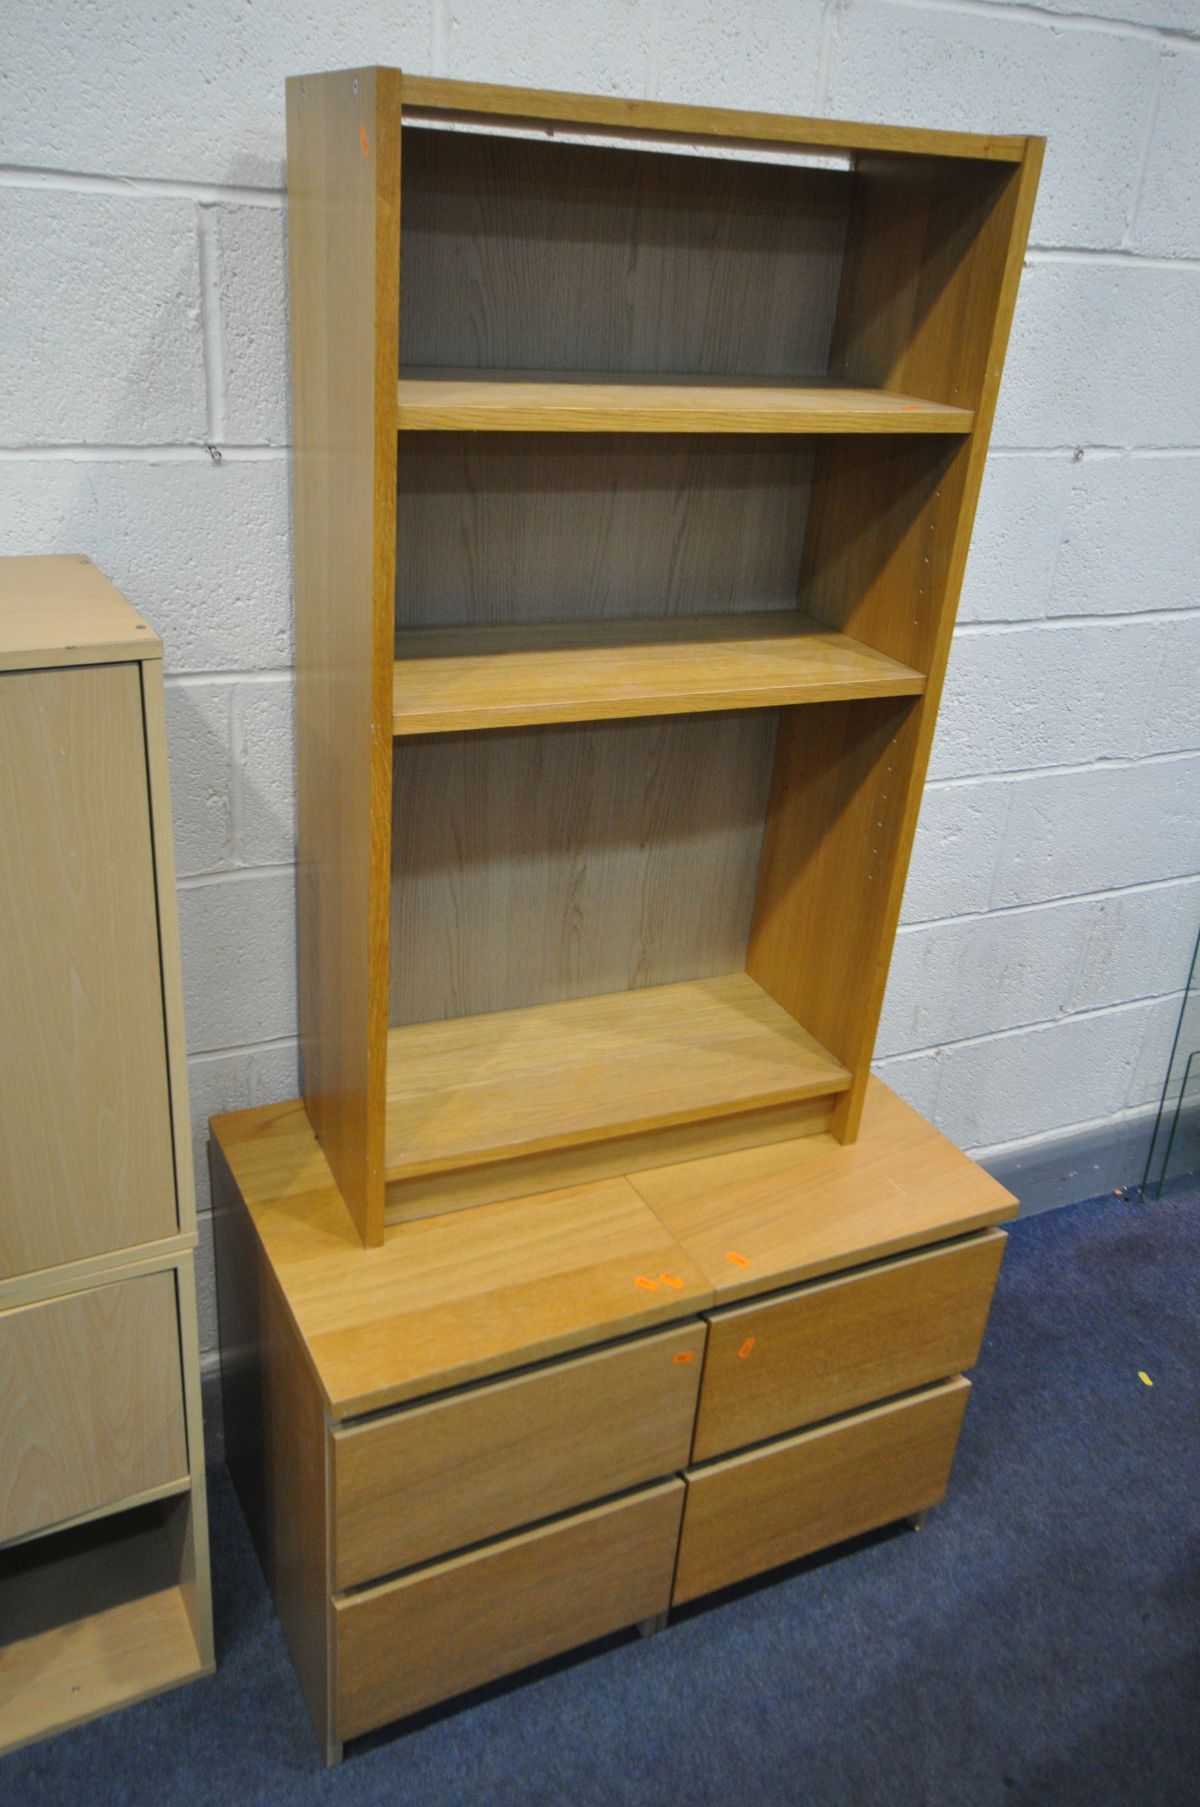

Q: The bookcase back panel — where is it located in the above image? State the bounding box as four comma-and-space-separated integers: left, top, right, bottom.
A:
399, 129, 850, 377
395, 434, 813, 633
390, 711, 777, 1025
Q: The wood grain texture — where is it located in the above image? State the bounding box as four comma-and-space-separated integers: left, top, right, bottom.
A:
752, 145, 1043, 1138
334, 1480, 684, 1740
210, 1099, 713, 1418
392, 612, 924, 734
0, 1503, 208, 1757
395, 435, 815, 631
384, 1096, 832, 1224
332, 1321, 704, 1587
630, 1076, 1017, 1304
140, 661, 198, 1239
385, 974, 850, 1183
673, 1378, 970, 1604
169, 1256, 215, 1668
0, 1273, 186, 1544
399, 128, 848, 377
747, 691, 918, 1081
211, 1138, 336, 1759
0, 664, 177, 1281
397, 371, 974, 433
692, 1229, 1005, 1460
0, 554, 160, 671
390, 713, 777, 1024
0, 1239, 197, 1315
287, 67, 402, 1247
396, 73, 1029, 163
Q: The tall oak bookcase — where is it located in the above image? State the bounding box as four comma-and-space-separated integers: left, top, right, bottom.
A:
213, 71, 1041, 1761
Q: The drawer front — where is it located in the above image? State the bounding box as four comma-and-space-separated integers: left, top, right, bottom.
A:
335, 1478, 684, 1740
674, 1376, 969, 1606
332, 1320, 704, 1587
0, 1270, 188, 1543
693, 1230, 1004, 1461
0, 664, 178, 1281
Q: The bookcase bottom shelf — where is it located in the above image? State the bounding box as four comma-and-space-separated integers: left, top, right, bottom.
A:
0, 1500, 211, 1756
385, 973, 852, 1197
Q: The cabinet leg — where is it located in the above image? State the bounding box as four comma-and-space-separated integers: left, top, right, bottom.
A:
324, 1735, 344, 1768
906, 1509, 930, 1532
637, 1609, 669, 1639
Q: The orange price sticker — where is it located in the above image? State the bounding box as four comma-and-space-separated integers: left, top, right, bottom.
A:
673, 1351, 695, 1365
725, 1250, 749, 1269
634, 1275, 660, 1293
738, 1337, 757, 1361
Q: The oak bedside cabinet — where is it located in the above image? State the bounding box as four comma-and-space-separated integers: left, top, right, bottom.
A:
0, 555, 214, 1754
214, 72, 1041, 1763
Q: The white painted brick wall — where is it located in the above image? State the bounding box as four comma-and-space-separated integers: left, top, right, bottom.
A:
1129, 47, 1200, 257
0, 190, 207, 443
1, 1, 1197, 1378
994, 262, 1200, 448
1050, 453, 1200, 616
827, 0, 1162, 248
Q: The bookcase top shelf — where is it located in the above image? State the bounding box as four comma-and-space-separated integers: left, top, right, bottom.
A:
395, 373, 975, 435
392, 73, 1032, 165
392, 612, 926, 735
384, 974, 851, 1187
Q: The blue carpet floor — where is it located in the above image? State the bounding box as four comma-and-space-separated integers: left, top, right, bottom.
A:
3, 1184, 1197, 1806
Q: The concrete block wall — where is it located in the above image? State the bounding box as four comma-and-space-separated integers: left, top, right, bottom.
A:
2, 1, 1197, 1386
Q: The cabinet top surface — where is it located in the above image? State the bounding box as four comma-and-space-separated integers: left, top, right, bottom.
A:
289, 69, 1036, 166
0, 556, 161, 672
211, 1079, 1016, 1418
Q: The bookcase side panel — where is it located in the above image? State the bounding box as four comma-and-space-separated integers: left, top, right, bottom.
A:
287, 67, 401, 1244
748, 146, 1043, 1137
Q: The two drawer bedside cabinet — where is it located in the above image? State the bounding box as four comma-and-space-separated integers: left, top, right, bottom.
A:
0, 556, 214, 1753
212, 1078, 1015, 1764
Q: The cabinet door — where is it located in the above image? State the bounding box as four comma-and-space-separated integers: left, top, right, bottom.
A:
0, 664, 177, 1279
0, 1269, 188, 1542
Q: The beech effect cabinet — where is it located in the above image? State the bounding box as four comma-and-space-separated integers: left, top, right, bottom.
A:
0, 556, 214, 1755
214, 71, 1040, 1764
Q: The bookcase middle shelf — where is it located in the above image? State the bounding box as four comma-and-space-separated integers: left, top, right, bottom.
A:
391, 611, 925, 735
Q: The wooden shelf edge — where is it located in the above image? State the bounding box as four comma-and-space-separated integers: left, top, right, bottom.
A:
385, 1068, 851, 1186
0, 1233, 199, 1312
384, 975, 852, 1187
396, 373, 975, 435
0, 1473, 194, 1555
391, 612, 926, 736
